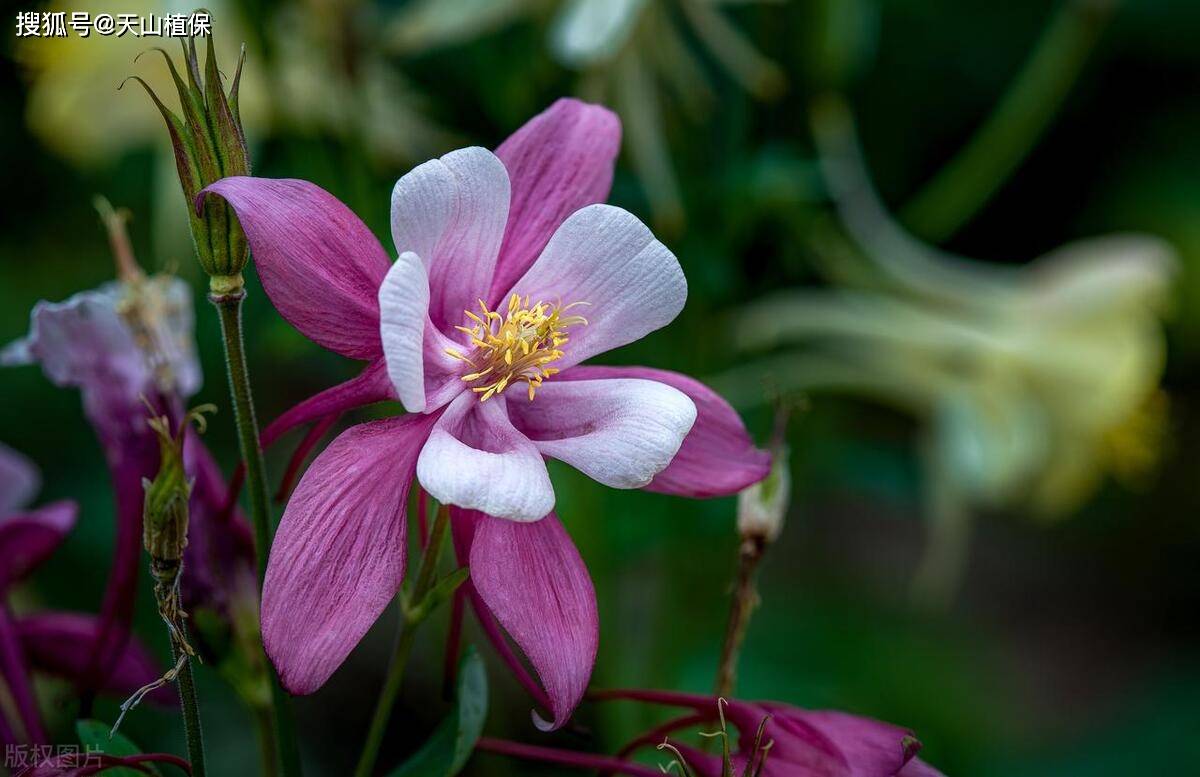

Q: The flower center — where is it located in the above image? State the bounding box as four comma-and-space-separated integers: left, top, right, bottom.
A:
445, 293, 588, 402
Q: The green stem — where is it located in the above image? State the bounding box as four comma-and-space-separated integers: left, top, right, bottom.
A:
172, 637, 206, 777
252, 703, 279, 777
210, 290, 303, 777
910, 440, 973, 610
353, 507, 450, 777
899, 0, 1115, 242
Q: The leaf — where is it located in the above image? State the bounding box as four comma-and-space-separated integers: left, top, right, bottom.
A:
75, 719, 161, 777
386, 646, 488, 777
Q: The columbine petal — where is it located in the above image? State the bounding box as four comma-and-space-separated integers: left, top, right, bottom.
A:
490, 98, 621, 300
201, 177, 391, 360
417, 392, 554, 522
14, 612, 168, 702
0, 502, 77, 591
260, 359, 396, 449
390, 147, 510, 331
379, 251, 434, 412
507, 378, 695, 489
0, 443, 39, 517
562, 366, 771, 496
465, 509, 598, 730
261, 413, 438, 694
506, 204, 686, 370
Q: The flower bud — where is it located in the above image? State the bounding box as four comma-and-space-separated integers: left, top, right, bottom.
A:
124, 19, 250, 293
736, 444, 790, 543
142, 405, 214, 568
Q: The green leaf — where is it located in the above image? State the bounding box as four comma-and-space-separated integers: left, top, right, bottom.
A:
386, 646, 488, 777
75, 719, 161, 776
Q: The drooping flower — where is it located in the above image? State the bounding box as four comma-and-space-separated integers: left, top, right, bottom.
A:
729, 97, 1176, 602
0, 443, 165, 749
201, 98, 769, 726
599, 690, 943, 777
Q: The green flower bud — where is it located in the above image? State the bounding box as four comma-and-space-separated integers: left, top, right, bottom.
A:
124, 14, 250, 293
142, 404, 215, 569
737, 444, 790, 543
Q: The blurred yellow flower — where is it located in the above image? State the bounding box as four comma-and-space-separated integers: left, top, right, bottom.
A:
18, 0, 267, 167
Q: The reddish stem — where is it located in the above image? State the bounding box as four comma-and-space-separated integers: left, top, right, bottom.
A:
475, 738, 663, 777
275, 414, 337, 502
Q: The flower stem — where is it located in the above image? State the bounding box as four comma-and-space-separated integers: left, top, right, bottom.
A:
353, 506, 450, 777
910, 443, 972, 610
209, 289, 302, 777
171, 634, 207, 777
476, 738, 663, 777
714, 536, 766, 698
898, 0, 1115, 242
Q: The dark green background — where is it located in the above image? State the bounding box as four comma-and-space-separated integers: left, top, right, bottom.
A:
3, 0, 1199, 774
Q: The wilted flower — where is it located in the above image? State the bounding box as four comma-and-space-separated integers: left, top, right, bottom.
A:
0, 443, 164, 749
387, 0, 786, 230
2, 209, 259, 702
200, 98, 769, 726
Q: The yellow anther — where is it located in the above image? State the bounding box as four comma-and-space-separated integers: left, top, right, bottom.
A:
444, 293, 588, 402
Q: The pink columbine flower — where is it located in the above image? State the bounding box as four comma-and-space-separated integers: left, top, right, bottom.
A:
0, 443, 165, 749
201, 98, 770, 727
591, 689, 945, 777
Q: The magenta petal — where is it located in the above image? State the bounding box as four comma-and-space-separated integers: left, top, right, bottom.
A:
489, 98, 621, 302
450, 510, 554, 713
261, 413, 439, 694
0, 502, 77, 591
201, 177, 391, 360
260, 358, 395, 449
467, 510, 598, 730
14, 612, 169, 703
562, 366, 770, 497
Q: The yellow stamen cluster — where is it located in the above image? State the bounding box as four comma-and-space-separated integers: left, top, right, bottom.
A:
446, 294, 588, 402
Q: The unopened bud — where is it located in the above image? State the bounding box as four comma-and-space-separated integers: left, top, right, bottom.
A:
124, 16, 250, 293
142, 405, 214, 567
737, 446, 790, 543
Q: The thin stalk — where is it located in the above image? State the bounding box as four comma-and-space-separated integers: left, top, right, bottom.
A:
714, 536, 765, 700
171, 635, 207, 777
899, 0, 1116, 242
209, 290, 302, 777
353, 507, 451, 777
476, 738, 663, 777
910, 440, 972, 610
253, 703, 279, 777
